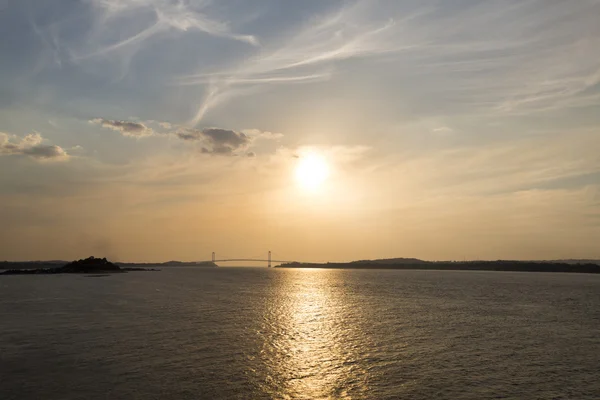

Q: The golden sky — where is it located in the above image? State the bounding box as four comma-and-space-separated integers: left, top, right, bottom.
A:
1, 0, 599, 262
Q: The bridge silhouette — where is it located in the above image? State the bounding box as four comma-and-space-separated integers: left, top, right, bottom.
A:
209, 251, 294, 268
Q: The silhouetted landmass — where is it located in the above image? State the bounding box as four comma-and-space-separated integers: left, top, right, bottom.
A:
277, 259, 600, 274
61, 257, 121, 273
0, 260, 217, 271
549, 259, 600, 265
1, 257, 158, 275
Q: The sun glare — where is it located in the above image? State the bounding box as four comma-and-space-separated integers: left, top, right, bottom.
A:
295, 153, 330, 191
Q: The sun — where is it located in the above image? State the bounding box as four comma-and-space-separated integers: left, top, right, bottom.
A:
295, 153, 330, 191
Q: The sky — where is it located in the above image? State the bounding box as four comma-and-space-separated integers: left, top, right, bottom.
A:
1, 0, 599, 262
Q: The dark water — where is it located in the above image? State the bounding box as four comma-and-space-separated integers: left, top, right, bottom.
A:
1, 268, 599, 399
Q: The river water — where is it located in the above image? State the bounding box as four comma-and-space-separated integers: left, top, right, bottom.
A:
1, 267, 599, 399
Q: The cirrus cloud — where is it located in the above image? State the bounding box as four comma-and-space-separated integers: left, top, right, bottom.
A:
72, 0, 258, 62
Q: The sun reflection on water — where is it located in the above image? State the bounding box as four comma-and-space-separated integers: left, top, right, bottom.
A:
259, 269, 369, 399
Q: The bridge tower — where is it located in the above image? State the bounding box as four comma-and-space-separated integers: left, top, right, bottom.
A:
212, 252, 215, 263
268, 251, 271, 268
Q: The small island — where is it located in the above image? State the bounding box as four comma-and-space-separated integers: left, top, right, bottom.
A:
1, 256, 158, 275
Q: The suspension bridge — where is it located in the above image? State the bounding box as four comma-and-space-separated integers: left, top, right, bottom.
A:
208, 251, 294, 268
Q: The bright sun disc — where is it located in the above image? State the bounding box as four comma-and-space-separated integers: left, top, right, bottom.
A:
295, 153, 330, 191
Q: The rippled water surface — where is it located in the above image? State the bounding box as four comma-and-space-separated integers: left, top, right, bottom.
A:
1, 268, 599, 399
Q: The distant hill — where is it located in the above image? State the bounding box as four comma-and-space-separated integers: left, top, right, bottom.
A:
0, 260, 68, 270
351, 258, 428, 265
541, 259, 600, 266
277, 259, 600, 274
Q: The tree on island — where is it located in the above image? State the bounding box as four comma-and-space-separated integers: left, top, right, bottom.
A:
60, 256, 121, 273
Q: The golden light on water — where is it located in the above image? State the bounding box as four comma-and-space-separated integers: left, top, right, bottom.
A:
260, 270, 369, 399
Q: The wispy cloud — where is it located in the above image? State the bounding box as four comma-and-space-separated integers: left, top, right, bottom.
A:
377, 128, 600, 200
0, 132, 70, 161
175, 0, 600, 123
21, 0, 600, 124
72, 0, 257, 61
241, 129, 283, 141
396, 0, 600, 115
182, 0, 422, 125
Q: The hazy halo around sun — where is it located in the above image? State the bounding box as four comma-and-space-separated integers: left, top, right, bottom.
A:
295, 152, 330, 192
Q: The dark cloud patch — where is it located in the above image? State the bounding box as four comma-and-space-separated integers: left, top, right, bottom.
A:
89, 118, 280, 156
90, 118, 153, 137
176, 131, 203, 141
0, 132, 69, 161
202, 128, 249, 150
22, 145, 68, 159
176, 127, 251, 155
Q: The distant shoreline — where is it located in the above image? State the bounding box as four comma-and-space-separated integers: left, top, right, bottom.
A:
0, 257, 165, 275
276, 260, 600, 274
0, 260, 218, 271
2, 259, 599, 274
